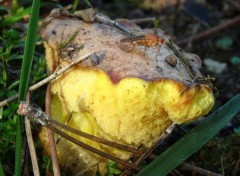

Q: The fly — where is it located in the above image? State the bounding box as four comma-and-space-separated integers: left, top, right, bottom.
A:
120, 34, 164, 58
180, 75, 216, 96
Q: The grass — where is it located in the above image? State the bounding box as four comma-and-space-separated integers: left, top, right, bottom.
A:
16, 0, 40, 175
0, 0, 41, 175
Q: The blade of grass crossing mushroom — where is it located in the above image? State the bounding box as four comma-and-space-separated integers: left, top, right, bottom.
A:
137, 94, 240, 176
16, 0, 40, 175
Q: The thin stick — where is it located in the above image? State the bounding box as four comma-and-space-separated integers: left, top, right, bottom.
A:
134, 123, 176, 165
55, 112, 74, 144
52, 119, 156, 159
220, 156, 225, 176
0, 94, 19, 107
181, 163, 223, 176
166, 40, 196, 79
129, 17, 156, 24
45, 84, 60, 176
29, 52, 94, 91
0, 52, 95, 107
176, 15, 240, 46
172, 169, 185, 176
95, 14, 135, 36
120, 123, 176, 176
25, 92, 40, 176
47, 125, 141, 171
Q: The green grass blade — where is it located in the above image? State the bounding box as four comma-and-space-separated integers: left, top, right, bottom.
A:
15, 0, 40, 175
0, 163, 4, 176
18, 1, 40, 100
138, 94, 240, 176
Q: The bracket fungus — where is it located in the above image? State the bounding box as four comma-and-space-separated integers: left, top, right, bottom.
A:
39, 9, 215, 175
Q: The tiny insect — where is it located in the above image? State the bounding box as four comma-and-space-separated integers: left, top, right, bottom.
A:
120, 34, 164, 57
180, 75, 216, 96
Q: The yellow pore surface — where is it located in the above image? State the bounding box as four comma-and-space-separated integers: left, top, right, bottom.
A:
50, 65, 214, 159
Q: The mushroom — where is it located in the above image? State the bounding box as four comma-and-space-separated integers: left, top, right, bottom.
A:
39, 9, 214, 175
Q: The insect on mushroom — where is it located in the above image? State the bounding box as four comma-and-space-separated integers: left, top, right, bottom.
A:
120, 33, 164, 58
181, 75, 216, 96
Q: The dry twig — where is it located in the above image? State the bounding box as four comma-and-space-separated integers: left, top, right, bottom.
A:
120, 123, 176, 176
176, 15, 240, 46
45, 84, 60, 176
53, 119, 156, 159
24, 92, 40, 176
181, 163, 223, 176
0, 52, 95, 107
129, 17, 156, 24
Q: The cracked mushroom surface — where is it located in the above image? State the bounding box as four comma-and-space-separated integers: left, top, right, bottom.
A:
39, 9, 214, 175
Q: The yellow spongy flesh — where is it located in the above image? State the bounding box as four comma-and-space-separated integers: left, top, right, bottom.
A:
50, 66, 214, 160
